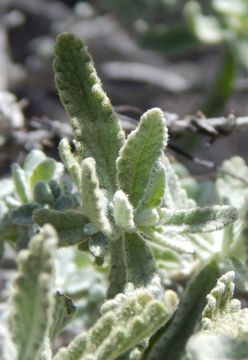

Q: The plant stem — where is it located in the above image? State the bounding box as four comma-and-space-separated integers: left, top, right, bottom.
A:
144, 258, 219, 360
124, 233, 157, 287
107, 237, 126, 299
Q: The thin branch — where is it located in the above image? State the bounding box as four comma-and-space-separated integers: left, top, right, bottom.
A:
10, 111, 248, 186
117, 110, 248, 137
164, 111, 245, 137
170, 143, 248, 186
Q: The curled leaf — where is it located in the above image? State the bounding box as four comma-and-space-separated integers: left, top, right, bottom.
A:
117, 108, 167, 208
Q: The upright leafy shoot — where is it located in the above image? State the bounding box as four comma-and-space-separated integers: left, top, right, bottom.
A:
54, 32, 124, 195
0, 30, 245, 360
11, 225, 57, 360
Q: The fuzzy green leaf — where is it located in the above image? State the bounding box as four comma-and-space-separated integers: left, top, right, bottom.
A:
222, 257, 248, 292
107, 237, 127, 299
33, 208, 89, 247
16, 227, 34, 252
216, 156, 248, 208
124, 233, 157, 287
54, 195, 75, 211
48, 180, 62, 200
11, 225, 57, 360
54, 32, 124, 195
202, 271, 248, 338
113, 190, 135, 232
11, 163, 30, 203
89, 232, 108, 258
33, 181, 54, 206
49, 292, 76, 340
159, 205, 238, 233
30, 159, 63, 190
81, 157, 112, 236
137, 159, 166, 211
187, 333, 248, 360
58, 138, 81, 188
0, 212, 18, 243
117, 108, 167, 208
54, 285, 177, 360
187, 233, 216, 258
162, 155, 195, 209
232, 199, 248, 247
141, 226, 194, 254
134, 209, 159, 227
10, 204, 40, 226
23, 150, 46, 173
53, 333, 88, 360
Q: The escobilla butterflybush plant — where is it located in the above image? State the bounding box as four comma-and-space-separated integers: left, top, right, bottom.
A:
53, 33, 236, 293
0, 32, 247, 360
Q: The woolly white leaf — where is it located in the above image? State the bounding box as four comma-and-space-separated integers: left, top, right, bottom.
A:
81, 157, 112, 236
137, 159, 166, 211
162, 156, 195, 210
113, 190, 135, 232
140, 226, 194, 254
58, 138, 81, 187
159, 205, 237, 233
117, 108, 167, 208
202, 271, 248, 338
216, 156, 248, 208
54, 286, 177, 360
134, 209, 159, 227
11, 225, 57, 360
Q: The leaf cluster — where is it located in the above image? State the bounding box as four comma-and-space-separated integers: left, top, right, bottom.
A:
0, 32, 248, 360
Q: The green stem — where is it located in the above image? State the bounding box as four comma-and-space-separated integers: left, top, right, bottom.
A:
144, 258, 219, 360
107, 237, 126, 299
124, 233, 157, 287
107, 233, 157, 297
